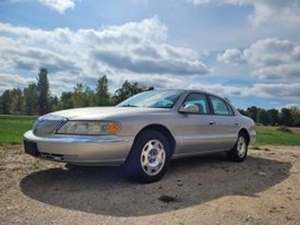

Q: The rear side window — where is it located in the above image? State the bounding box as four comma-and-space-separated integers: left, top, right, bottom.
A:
209, 95, 232, 116
182, 93, 210, 114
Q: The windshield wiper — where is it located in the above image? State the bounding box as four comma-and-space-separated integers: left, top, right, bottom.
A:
120, 104, 138, 107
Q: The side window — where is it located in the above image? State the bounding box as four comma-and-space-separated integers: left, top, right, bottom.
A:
209, 95, 231, 116
182, 93, 209, 114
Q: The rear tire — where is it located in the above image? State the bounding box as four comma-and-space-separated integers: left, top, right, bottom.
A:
227, 132, 248, 162
124, 130, 171, 183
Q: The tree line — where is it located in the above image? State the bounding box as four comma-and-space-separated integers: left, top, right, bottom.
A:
238, 106, 300, 127
0, 68, 299, 127
0, 68, 152, 115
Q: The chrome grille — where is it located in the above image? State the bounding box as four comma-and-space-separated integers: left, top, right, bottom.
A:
33, 118, 66, 137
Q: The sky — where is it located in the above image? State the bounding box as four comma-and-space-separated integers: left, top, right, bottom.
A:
0, 0, 299, 109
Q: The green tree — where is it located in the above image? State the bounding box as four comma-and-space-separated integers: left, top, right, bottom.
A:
0, 90, 11, 114
280, 108, 294, 126
257, 109, 270, 125
95, 75, 110, 106
72, 83, 85, 108
246, 106, 258, 122
50, 96, 60, 111
60, 92, 73, 109
290, 107, 300, 126
112, 81, 153, 104
238, 108, 247, 116
71, 83, 94, 107
24, 83, 38, 115
267, 109, 279, 126
85, 86, 96, 106
37, 68, 50, 114
10, 88, 24, 114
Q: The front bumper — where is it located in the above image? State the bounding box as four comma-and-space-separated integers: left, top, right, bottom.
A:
23, 130, 133, 165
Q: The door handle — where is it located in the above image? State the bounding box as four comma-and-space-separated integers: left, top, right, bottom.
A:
234, 122, 240, 126
209, 121, 216, 125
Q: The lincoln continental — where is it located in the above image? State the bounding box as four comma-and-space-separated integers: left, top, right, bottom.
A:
24, 89, 256, 182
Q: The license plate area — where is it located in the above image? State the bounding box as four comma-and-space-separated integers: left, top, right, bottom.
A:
40, 152, 64, 161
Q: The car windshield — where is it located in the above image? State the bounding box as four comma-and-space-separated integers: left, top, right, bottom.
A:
118, 90, 183, 109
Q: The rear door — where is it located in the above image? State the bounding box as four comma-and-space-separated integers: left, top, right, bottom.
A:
208, 95, 239, 150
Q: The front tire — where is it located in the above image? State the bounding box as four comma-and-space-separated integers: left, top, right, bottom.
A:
124, 130, 171, 183
227, 132, 248, 162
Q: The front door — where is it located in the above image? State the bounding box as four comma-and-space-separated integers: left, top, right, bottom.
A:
175, 93, 217, 155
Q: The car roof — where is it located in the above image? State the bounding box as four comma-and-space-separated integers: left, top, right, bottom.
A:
153, 88, 233, 105
155, 88, 222, 98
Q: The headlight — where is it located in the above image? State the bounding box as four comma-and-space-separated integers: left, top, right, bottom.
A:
56, 121, 121, 135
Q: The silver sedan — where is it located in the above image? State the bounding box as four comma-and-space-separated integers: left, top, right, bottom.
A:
24, 89, 256, 182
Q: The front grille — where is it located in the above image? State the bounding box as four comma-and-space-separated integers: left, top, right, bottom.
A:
34, 119, 66, 137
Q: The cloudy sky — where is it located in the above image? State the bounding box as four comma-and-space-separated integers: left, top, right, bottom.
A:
0, 0, 299, 109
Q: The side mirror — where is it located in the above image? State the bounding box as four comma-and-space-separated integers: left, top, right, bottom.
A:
179, 104, 199, 113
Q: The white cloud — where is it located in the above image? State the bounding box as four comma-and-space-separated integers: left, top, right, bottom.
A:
0, 17, 210, 94
246, 83, 300, 99
218, 38, 300, 81
0, 73, 34, 90
189, 0, 212, 5
188, 82, 300, 101
189, 0, 300, 26
243, 38, 297, 67
226, 0, 300, 26
284, 103, 300, 109
38, 0, 75, 13
217, 48, 246, 64
1, 0, 76, 13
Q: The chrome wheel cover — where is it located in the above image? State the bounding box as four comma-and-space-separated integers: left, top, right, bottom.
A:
237, 136, 247, 158
140, 139, 166, 176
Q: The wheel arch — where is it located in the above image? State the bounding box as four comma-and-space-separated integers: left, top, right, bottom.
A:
238, 128, 250, 144
132, 124, 176, 156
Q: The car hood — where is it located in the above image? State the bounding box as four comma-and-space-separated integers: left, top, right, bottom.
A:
46, 106, 170, 120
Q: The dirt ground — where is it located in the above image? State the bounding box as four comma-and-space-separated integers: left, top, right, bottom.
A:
0, 145, 300, 225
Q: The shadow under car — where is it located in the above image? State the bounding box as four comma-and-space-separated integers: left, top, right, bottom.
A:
20, 154, 291, 217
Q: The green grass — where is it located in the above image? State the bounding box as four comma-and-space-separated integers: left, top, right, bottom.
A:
0, 115, 300, 146
0, 115, 36, 144
256, 126, 300, 146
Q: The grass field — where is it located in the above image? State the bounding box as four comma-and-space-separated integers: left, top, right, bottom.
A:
0, 115, 300, 145
256, 126, 300, 146
0, 115, 36, 144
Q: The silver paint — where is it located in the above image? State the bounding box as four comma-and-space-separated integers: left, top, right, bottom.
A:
23, 90, 256, 165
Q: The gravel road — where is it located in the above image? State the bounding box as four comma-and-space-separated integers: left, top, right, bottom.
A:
0, 145, 300, 225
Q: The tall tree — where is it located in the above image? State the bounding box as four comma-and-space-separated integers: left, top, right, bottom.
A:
37, 68, 50, 114
95, 75, 110, 106
0, 90, 11, 114
24, 83, 38, 115
280, 108, 294, 126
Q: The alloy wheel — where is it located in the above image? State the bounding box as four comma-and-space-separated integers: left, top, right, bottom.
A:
140, 139, 166, 176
